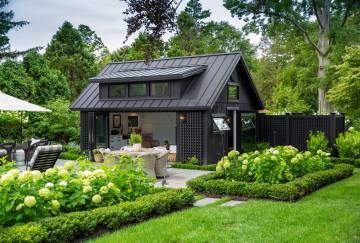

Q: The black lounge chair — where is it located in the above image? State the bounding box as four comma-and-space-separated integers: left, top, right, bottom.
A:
26, 145, 62, 171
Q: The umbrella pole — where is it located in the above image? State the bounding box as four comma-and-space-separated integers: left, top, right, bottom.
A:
20, 111, 24, 143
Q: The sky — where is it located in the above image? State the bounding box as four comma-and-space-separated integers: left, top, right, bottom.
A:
7, 0, 261, 52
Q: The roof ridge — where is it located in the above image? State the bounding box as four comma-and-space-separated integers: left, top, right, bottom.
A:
115, 64, 207, 72
107, 52, 242, 65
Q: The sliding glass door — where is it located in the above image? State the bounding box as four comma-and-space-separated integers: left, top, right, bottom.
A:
95, 112, 108, 148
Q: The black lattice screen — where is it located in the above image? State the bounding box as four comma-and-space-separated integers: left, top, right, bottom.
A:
80, 112, 89, 151
179, 112, 203, 162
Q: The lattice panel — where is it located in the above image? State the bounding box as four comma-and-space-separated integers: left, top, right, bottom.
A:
179, 112, 203, 162
80, 112, 89, 151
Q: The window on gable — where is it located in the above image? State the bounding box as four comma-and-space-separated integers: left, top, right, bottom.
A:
228, 85, 239, 101
129, 83, 147, 97
150, 82, 169, 97
109, 84, 127, 98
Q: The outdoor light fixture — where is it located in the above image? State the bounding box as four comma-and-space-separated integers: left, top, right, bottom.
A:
179, 112, 188, 122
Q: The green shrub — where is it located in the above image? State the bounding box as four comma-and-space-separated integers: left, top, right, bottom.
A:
0, 189, 194, 243
129, 133, 142, 145
187, 164, 353, 201
59, 152, 82, 160
172, 163, 216, 171
307, 131, 330, 154
256, 141, 270, 151
216, 147, 331, 184
336, 129, 360, 159
330, 157, 360, 168
0, 157, 154, 226
187, 156, 200, 165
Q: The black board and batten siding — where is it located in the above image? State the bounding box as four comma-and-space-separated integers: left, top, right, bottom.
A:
256, 113, 345, 151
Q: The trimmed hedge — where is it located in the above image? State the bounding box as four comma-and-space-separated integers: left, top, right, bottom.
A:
171, 163, 216, 171
58, 152, 82, 160
187, 164, 354, 201
330, 157, 360, 168
0, 189, 194, 243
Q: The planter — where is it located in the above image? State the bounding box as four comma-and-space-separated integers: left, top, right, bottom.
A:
133, 143, 142, 152
93, 153, 103, 163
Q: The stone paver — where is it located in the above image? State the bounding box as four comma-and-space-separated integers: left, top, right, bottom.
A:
194, 197, 220, 207
220, 200, 245, 207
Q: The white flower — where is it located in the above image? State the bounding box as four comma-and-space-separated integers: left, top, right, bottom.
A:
216, 165, 224, 173
242, 164, 247, 170
8, 169, 20, 177
16, 203, 24, 211
304, 151, 312, 157
254, 150, 260, 155
45, 182, 54, 188
45, 168, 56, 177
272, 150, 279, 155
317, 150, 323, 155
59, 181, 68, 187
51, 200, 60, 209
223, 161, 230, 169
296, 154, 303, 160
81, 170, 93, 178
82, 179, 91, 186
0, 173, 15, 185
93, 169, 106, 178
24, 196, 36, 207
32, 170, 43, 182
325, 152, 331, 157
82, 185, 92, 193
291, 158, 299, 164
63, 161, 75, 170
38, 188, 51, 198
100, 186, 108, 194
348, 126, 354, 131
254, 157, 261, 164
243, 159, 248, 165
18, 171, 32, 183
271, 156, 277, 161
92, 194, 102, 204
58, 169, 69, 178
107, 182, 116, 189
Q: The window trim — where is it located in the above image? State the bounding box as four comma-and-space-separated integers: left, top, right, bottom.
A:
108, 84, 128, 98
150, 82, 170, 97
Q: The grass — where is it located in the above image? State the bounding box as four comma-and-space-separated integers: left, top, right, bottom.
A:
89, 169, 360, 243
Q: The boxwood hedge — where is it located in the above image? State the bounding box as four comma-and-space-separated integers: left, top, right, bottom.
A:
0, 189, 194, 243
330, 157, 360, 168
187, 164, 354, 201
171, 163, 216, 171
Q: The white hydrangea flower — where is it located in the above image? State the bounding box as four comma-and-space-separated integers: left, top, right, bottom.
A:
254, 157, 261, 164
51, 200, 60, 209
59, 181, 68, 187
92, 194, 102, 204
271, 156, 277, 161
223, 161, 231, 169
58, 169, 69, 178
107, 182, 116, 189
291, 158, 299, 164
243, 159, 249, 165
0, 173, 15, 185
18, 171, 33, 183
45, 168, 56, 177
8, 169, 20, 177
254, 150, 260, 155
24, 196, 36, 207
82, 179, 91, 186
38, 188, 51, 198
304, 151, 312, 157
63, 161, 75, 170
93, 169, 106, 178
81, 170, 93, 178
16, 203, 24, 211
82, 185, 92, 193
325, 152, 331, 157
45, 182, 54, 188
272, 150, 279, 155
242, 164, 247, 170
296, 154, 304, 160
317, 150, 323, 155
32, 170, 43, 182
100, 186, 108, 194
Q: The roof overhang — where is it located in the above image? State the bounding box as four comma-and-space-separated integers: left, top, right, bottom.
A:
90, 65, 207, 83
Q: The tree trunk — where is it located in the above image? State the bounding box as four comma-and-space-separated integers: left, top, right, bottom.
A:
316, 0, 331, 114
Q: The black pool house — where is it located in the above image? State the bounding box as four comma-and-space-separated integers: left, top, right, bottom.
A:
71, 53, 264, 164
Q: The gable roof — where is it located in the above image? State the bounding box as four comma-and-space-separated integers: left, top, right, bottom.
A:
70, 52, 263, 111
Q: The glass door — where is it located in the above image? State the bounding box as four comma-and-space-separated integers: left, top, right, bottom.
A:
95, 112, 108, 148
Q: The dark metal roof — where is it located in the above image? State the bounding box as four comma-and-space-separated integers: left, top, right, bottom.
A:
71, 52, 263, 111
90, 65, 207, 83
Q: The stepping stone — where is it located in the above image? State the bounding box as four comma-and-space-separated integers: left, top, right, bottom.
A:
194, 197, 220, 207
220, 200, 245, 207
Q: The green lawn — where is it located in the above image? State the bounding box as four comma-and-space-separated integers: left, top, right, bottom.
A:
90, 169, 360, 243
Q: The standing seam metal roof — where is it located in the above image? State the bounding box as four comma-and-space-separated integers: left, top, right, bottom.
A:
70, 52, 262, 111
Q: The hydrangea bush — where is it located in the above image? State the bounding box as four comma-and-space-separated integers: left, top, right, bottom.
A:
0, 157, 154, 226
216, 146, 332, 184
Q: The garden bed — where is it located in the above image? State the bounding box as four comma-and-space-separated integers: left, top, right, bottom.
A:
171, 163, 216, 171
187, 163, 353, 201
0, 189, 194, 243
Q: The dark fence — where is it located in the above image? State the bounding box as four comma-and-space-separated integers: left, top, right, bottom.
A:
256, 113, 345, 150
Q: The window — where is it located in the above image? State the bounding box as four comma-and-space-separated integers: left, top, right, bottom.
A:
128, 116, 139, 127
150, 82, 169, 97
241, 113, 256, 152
109, 84, 127, 98
228, 85, 239, 101
129, 83, 147, 97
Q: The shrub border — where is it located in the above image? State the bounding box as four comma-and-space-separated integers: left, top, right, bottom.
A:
0, 189, 194, 243
330, 157, 360, 168
187, 164, 354, 201
171, 163, 216, 171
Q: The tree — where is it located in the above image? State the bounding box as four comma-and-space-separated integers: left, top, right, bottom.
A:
23, 51, 71, 105
121, 0, 182, 62
0, 0, 29, 59
184, 0, 210, 27
0, 60, 32, 100
223, 0, 360, 113
327, 46, 360, 119
78, 24, 109, 59
45, 21, 98, 98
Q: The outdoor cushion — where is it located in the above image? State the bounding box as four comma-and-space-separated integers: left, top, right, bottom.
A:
29, 145, 62, 167
0, 149, 7, 157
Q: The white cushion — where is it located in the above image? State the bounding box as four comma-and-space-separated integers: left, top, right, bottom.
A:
0, 149, 7, 156
169, 145, 177, 153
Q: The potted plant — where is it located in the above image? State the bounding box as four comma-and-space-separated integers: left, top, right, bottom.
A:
130, 133, 142, 152
93, 149, 103, 163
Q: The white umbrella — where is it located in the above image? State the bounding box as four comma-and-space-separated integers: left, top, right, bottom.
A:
0, 92, 51, 112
